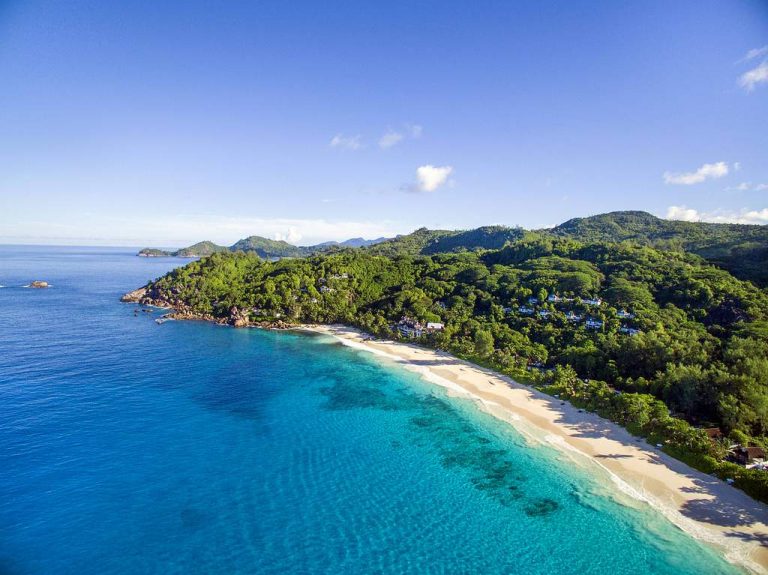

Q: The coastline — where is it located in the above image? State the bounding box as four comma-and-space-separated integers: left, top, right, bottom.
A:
300, 324, 768, 574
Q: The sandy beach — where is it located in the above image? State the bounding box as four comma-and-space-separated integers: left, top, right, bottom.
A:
302, 324, 768, 574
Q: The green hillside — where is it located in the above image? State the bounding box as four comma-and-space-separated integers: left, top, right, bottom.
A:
229, 236, 307, 258
136, 211, 768, 287
367, 225, 524, 257
174, 241, 229, 257
550, 211, 768, 286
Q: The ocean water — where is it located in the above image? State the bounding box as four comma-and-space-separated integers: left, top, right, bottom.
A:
0, 246, 744, 574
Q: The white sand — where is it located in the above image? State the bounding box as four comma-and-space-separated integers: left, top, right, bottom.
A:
301, 324, 768, 574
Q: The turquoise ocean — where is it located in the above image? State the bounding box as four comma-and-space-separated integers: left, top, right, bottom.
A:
0, 246, 744, 574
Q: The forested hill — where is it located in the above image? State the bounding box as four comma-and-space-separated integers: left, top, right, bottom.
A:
174, 241, 229, 257
138, 226, 523, 259
366, 226, 524, 257
550, 211, 768, 286
138, 212, 767, 286
229, 236, 307, 258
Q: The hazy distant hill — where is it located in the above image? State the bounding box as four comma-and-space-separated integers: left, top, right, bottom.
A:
549, 211, 768, 286
138, 241, 228, 258
230, 236, 306, 258
175, 241, 229, 257
138, 235, 389, 259
137, 248, 174, 257
335, 237, 388, 248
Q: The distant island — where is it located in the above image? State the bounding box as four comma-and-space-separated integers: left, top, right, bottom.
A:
126, 210, 768, 511
138, 236, 389, 259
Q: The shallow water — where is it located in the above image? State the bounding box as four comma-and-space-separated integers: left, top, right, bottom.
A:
0, 246, 743, 574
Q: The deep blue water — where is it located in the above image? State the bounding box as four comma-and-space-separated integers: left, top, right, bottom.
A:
0, 246, 743, 574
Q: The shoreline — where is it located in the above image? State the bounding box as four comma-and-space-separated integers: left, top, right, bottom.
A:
300, 324, 768, 574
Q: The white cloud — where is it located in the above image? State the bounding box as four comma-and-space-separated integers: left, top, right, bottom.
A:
665, 206, 702, 222
273, 226, 302, 243
330, 134, 363, 150
663, 162, 730, 185
378, 130, 403, 149
408, 123, 423, 138
378, 123, 423, 149
414, 164, 453, 192
730, 208, 768, 224
665, 205, 768, 225
740, 61, 768, 91
742, 46, 768, 62
725, 182, 768, 192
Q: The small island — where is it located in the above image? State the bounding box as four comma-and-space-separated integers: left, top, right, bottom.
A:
137, 248, 172, 258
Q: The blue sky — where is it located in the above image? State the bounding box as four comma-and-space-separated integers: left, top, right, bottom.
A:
1, 0, 766, 246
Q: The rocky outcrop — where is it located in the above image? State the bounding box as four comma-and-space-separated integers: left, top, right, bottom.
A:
120, 287, 148, 302
120, 286, 174, 308
121, 286, 297, 330
165, 310, 220, 323
29, 281, 50, 288
228, 306, 250, 327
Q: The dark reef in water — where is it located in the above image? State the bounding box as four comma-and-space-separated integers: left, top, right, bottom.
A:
318, 367, 562, 515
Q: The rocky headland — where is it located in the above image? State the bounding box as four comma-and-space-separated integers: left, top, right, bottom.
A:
121, 287, 291, 329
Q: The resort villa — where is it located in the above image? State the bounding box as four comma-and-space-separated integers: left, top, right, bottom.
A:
619, 327, 642, 336
396, 318, 445, 338
732, 446, 767, 468
509, 291, 643, 336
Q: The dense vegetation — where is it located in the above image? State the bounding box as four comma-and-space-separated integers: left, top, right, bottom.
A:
551, 211, 768, 286
367, 225, 524, 257
364, 211, 768, 286
137, 226, 768, 501
175, 241, 230, 257
139, 212, 768, 289
229, 236, 308, 258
